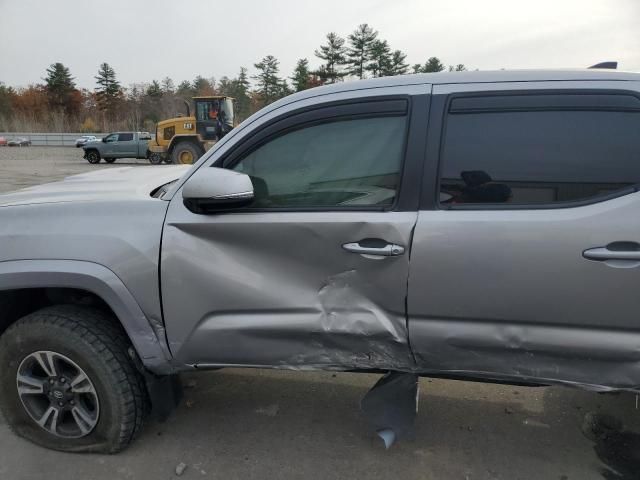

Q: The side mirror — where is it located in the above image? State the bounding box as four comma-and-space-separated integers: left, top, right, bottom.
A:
102, 137, 107, 143
182, 167, 254, 214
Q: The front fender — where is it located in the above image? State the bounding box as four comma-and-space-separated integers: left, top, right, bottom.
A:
0, 259, 175, 374
82, 145, 101, 158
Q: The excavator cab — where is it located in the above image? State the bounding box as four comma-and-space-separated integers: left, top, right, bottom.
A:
194, 96, 235, 141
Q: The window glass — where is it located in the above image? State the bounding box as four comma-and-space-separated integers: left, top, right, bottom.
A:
233, 116, 406, 208
440, 106, 640, 205
105, 134, 118, 142
118, 133, 133, 141
196, 100, 220, 121
163, 126, 175, 140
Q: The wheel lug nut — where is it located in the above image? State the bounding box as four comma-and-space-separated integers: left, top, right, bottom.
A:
58, 402, 63, 407
49, 379, 54, 384
60, 378, 65, 383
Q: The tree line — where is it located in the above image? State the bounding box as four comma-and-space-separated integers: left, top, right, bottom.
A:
0, 24, 468, 133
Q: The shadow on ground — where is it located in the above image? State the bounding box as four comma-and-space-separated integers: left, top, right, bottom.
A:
1, 369, 639, 479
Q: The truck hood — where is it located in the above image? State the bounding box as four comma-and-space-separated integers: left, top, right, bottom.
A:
0, 166, 191, 207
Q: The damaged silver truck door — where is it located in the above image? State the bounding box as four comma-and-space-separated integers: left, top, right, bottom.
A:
408, 81, 640, 391
161, 97, 425, 370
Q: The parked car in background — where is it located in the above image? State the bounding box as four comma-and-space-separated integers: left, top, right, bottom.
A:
0, 136, 7, 146
75, 135, 99, 148
82, 131, 152, 163
7, 137, 31, 147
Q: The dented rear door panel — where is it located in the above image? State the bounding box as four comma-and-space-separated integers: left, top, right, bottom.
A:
407, 81, 640, 391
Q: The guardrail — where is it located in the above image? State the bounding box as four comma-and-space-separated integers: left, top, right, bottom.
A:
0, 133, 102, 147
0, 133, 155, 147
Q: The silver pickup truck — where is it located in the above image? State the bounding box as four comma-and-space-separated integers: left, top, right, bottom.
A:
1, 68, 640, 454
82, 131, 152, 164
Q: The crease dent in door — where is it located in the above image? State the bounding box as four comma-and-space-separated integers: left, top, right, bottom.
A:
282, 269, 414, 371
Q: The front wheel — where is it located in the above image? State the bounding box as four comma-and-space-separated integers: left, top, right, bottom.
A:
85, 150, 100, 164
0, 305, 148, 453
104, 158, 116, 164
171, 142, 201, 165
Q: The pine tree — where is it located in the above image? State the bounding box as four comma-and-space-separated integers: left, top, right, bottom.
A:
448, 64, 467, 72
278, 79, 292, 98
237, 67, 250, 92
161, 77, 175, 93
388, 50, 410, 76
345, 24, 377, 79
146, 80, 162, 98
253, 55, 284, 105
291, 58, 311, 91
217, 67, 252, 121
44, 62, 76, 112
94, 63, 121, 114
422, 57, 445, 73
234, 67, 252, 120
193, 76, 215, 96
314, 32, 346, 84
176, 80, 194, 98
0, 82, 14, 119
366, 40, 392, 78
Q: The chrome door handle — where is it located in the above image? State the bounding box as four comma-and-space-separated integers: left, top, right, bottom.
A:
342, 242, 405, 257
583, 247, 640, 261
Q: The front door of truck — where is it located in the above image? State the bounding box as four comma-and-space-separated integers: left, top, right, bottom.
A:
101, 133, 118, 157
161, 96, 427, 369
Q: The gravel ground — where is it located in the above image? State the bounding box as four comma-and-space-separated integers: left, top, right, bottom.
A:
0, 146, 150, 193
0, 146, 639, 480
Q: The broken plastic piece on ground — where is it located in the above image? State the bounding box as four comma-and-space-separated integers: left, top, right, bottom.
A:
361, 371, 419, 448
376, 428, 396, 449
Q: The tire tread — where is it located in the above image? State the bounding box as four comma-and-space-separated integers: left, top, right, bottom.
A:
0, 305, 148, 453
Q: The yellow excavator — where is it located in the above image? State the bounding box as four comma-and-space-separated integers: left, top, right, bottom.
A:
147, 96, 235, 165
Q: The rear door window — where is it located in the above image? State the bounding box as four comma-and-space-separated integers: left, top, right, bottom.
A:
118, 133, 134, 141
439, 93, 640, 206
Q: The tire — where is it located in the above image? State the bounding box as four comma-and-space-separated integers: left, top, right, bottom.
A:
104, 158, 116, 164
85, 150, 100, 164
171, 142, 201, 165
148, 152, 162, 165
0, 305, 148, 453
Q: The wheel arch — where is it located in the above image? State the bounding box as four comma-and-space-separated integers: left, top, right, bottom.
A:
0, 260, 175, 375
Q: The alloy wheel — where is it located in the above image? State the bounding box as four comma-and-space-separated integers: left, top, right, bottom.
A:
16, 351, 100, 438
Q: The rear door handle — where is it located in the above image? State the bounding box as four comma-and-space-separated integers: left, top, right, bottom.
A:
342, 241, 405, 257
583, 242, 640, 262
583, 248, 640, 261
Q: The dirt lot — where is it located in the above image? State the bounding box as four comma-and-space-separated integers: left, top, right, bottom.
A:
0, 147, 639, 480
0, 146, 150, 193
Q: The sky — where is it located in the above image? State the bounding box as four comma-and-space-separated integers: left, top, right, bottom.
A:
0, 0, 638, 90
